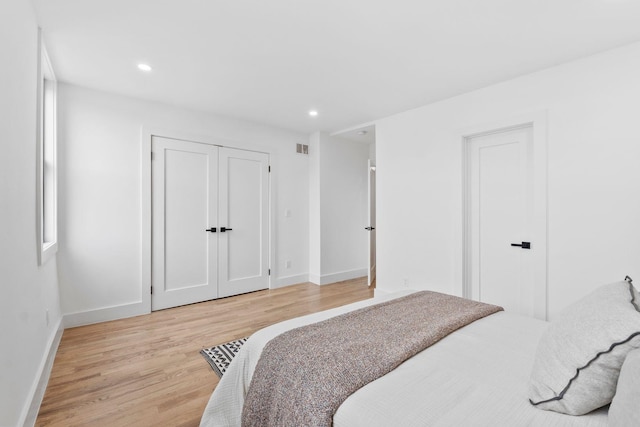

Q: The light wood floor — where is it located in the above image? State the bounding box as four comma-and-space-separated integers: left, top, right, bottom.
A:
36, 278, 374, 426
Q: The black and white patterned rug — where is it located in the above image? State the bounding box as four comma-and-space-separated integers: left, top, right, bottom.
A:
200, 337, 248, 378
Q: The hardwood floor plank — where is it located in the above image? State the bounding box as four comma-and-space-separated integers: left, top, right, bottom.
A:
36, 278, 373, 426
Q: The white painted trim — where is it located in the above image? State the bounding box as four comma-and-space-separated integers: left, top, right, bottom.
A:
141, 126, 273, 155
373, 288, 392, 297
20, 317, 63, 427
317, 268, 368, 286
271, 274, 310, 289
140, 128, 152, 314
268, 154, 274, 291
36, 30, 58, 266
308, 273, 322, 285
460, 111, 548, 320
39, 242, 58, 266
63, 301, 146, 328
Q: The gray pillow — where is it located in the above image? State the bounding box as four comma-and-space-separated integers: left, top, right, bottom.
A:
609, 349, 640, 426
528, 277, 640, 415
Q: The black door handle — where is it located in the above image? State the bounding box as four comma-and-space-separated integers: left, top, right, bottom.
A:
365, 227, 376, 231
205, 227, 217, 233
220, 227, 233, 232
511, 241, 531, 249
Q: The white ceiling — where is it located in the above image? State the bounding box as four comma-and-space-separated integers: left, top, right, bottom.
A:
32, 0, 640, 135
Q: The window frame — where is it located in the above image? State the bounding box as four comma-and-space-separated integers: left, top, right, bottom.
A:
36, 29, 58, 265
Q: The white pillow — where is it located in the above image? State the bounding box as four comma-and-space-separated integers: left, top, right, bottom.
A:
609, 349, 640, 426
528, 277, 640, 415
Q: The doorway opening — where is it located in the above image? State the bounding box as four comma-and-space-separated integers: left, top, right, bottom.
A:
331, 124, 376, 287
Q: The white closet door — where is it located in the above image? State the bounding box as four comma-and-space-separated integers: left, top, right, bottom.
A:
218, 147, 270, 297
469, 126, 538, 318
151, 136, 219, 310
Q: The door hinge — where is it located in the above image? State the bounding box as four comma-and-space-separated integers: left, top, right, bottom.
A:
150, 286, 153, 294
151, 152, 155, 161
268, 165, 271, 173
268, 268, 271, 276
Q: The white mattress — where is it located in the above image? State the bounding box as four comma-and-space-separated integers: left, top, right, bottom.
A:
200, 291, 608, 427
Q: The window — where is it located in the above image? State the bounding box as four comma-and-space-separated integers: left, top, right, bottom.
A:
37, 30, 58, 265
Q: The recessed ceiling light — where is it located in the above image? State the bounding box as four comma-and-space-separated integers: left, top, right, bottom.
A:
308, 110, 318, 117
137, 63, 152, 72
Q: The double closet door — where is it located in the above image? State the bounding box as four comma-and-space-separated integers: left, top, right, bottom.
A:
151, 136, 269, 310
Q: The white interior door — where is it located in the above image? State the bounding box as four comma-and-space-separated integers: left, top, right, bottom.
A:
468, 125, 541, 318
367, 160, 376, 286
151, 136, 218, 310
218, 147, 270, 298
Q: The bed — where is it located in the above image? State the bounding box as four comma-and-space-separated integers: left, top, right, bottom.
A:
200, 279, 640, 427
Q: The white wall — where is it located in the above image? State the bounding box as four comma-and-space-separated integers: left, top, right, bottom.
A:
376, 41, 640, 319
0, 0, 63, 425
308, 133, 322, 282
369, 140, 376, 164
308, 132, 369, 284
57, 84, 310, 324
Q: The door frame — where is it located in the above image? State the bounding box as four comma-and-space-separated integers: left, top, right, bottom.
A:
367, 159, 376, 286
460, 111, 548, 320
141, 128, 272, 313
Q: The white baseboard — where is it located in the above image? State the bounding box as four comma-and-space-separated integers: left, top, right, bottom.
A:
62, 270, 366, 328
308, 273, 321, 285
21, 317, 63, 427
63, 301, 147, 328
373, 288, 393, 298
317, 268, 368, 286
271, 274, 309, 289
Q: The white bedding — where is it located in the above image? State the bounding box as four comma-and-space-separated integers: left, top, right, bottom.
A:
200, 291, 608, 427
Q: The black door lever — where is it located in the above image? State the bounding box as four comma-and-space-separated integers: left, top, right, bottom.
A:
205, 227, 217, 233
511, 241, 531, 249
364, 227, 376, 231
220, 227, 233, 232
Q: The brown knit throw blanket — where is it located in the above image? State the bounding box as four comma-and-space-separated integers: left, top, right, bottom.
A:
242, 291, 503, 426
